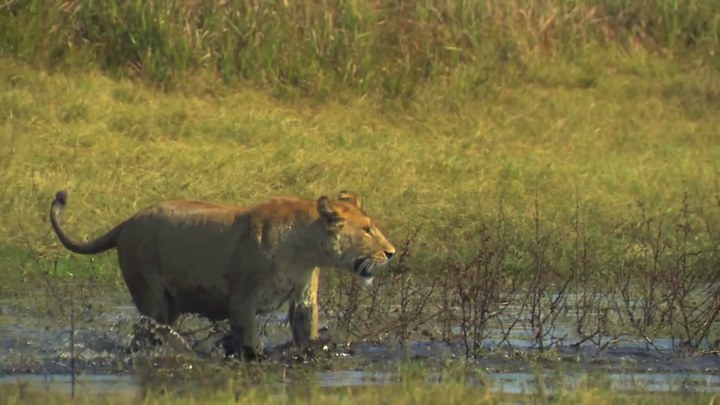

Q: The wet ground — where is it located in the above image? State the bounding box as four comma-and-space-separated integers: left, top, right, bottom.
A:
1, 292, 719, 396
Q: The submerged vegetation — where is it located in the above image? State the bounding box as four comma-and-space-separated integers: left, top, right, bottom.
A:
1, 0, 720, 401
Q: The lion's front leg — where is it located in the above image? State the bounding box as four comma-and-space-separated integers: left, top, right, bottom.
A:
289, 267, 320, 348
225, 293, 262, 360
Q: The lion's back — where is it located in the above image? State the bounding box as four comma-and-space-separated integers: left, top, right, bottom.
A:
116, 199, 247, 277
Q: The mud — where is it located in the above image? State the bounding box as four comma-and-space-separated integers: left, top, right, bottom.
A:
1, 292, 719, 396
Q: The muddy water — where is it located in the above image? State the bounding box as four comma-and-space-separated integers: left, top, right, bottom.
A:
1, 295, 719, 396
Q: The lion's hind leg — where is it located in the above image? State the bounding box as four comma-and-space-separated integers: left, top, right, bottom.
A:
119, 255, 188, 353
118, 252, 176, 323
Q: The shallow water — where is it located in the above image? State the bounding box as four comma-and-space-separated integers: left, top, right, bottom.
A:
1, 296, 719, 396
4, 369, 720, 396
0, 374, 138, 396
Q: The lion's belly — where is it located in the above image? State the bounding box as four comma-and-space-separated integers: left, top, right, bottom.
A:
169, 264, 302, 319
151, 220, 236, 314
176, 284, 230, 321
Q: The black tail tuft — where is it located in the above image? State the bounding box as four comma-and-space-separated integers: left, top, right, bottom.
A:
55, 190, 68, 207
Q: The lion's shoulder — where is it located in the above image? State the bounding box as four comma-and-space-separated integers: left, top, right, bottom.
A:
250, 196, 317, 225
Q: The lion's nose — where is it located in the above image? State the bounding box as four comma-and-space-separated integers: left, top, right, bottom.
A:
385, 250, 395, 259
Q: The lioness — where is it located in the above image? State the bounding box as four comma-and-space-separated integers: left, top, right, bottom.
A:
49, 190, 395, 359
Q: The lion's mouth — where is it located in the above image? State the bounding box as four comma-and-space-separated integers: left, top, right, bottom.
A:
353, 257, 374, 280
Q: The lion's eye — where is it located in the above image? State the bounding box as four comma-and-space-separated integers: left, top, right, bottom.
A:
363, 226, 372, 235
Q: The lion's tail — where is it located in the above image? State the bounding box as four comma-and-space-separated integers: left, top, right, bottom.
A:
50, 190, 120, 255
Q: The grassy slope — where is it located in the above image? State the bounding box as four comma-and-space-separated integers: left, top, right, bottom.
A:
1, 48, 719, 285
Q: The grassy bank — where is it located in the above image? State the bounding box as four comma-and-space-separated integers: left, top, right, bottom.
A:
1, 52, 718, 278
2, 50, 720, 350
2, 1, 719, 281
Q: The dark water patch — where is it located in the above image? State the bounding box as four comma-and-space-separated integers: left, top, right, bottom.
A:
1, 298, 720, 396
0, 374, 137, 396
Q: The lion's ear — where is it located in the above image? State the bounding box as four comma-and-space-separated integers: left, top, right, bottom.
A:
318, 196, 344, 227
338, 190, 362, 209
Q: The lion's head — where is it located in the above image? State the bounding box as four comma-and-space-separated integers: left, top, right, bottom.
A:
317, 191, 395, 283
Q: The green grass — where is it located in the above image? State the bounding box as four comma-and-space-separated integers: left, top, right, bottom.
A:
1, 48, 719, 285
1, 1, 719, 289
3, 385, 714, 405
1, 1, 720, 400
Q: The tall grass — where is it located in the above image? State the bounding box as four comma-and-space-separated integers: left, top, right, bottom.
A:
1, 0, 719, 99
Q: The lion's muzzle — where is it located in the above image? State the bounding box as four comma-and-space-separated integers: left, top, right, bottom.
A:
353, 257, 373, 279
353, 253, 394, 280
